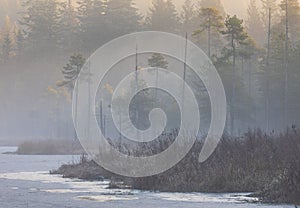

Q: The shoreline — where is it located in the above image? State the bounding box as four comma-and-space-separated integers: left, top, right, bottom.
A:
2, 152, 84, 156
48, 159, 286, 205
0, 170, 261, 205
0, 149, 297, 206
49, 170, 287, 206
49, 129, 300, 205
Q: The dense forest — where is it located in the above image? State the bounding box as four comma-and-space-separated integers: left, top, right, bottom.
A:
1, 0, 300, 140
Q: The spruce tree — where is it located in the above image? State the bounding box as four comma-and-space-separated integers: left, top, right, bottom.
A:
180, 0, 197, 35
58, 54, 86, 93
77, 0, 107, 51
19, 0, 61, 53
13, 25, 25, 54
146, 0, 179, 33
105, 0, 142, 37
246, 0, 265, 46
1, 32, 12, 62
57, 0, 79, 52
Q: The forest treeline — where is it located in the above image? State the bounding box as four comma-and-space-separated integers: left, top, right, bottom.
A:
1, 0, 300, 137
16, 139, 84, 154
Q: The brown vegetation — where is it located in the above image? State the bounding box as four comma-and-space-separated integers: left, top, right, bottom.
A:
52, 129, 300, 204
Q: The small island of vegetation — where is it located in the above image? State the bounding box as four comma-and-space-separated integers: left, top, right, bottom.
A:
16, 139, 84, 155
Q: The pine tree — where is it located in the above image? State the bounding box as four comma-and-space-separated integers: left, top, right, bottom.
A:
193, 8, 223, 57
146, 0, 179, 33
221, 15, 249, 135
58, 54, 86, 93
246, 0, 265, 46
57, 54, 86, 145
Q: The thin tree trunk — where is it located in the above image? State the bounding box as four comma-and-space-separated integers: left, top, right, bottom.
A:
155, 67, 158, 101
208, 17, 211, 57
182, 33, 188, 111
119, 112, 122, 140
73, 77, 79, 164
87, 62, 91, 142
266, 7, 271, 133
284, 0, 289, 127
135, 45, 139, 140
248, 59, 252, 128
231, 34, 236, 136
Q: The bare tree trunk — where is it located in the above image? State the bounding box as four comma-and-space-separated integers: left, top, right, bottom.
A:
155, 68, 158, 101
248, 59, 252, 128
87, 61, 91, 141
135, 45, 139, 140
284, 0, 289, 127
182, 33, 188, 111
73, 76, 79, 164
208, 17, 211, 57
266, 7, 271, 132
231, 34, 236, 136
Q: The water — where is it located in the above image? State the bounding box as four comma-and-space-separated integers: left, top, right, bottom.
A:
0, 147, 293, 208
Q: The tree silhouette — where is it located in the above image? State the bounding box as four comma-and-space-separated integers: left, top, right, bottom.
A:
221, 15, 248, 135
193, 7, 223, 57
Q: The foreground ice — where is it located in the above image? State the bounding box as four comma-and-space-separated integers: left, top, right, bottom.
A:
0, 171, 290, 208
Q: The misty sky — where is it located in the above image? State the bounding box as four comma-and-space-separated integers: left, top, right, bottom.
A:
135, 0, 251, 18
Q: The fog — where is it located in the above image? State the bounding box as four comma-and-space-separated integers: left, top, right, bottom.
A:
1, 0, 300, 145
0, 0, 266, 27
135, 0, 252, 18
